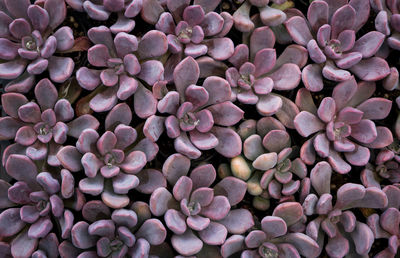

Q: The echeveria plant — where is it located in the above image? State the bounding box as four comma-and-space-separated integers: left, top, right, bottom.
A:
304, 161, 388, 257
0, 0, 400, 257
66, 0, 142, 34
149, 154, 253, 256
294, 77, 393, 173
0, 78, 99, 166
233, 0, 291, 32
56, 124, 164, 209
286, 0, 391, 90
76, 25, 167, 113
0, 0, 76, 92
144, 56, 244, 159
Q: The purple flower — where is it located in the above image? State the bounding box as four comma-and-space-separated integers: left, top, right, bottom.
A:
0, 0, 75, 92
76, 26, 167, 113
294, 77, 393, 173
145, 56, 244, 159
149, 154, 252, 256
0, 78, 99, 166
286, 0, 390, 90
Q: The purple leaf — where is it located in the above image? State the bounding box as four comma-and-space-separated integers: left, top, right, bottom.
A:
138, 30, 168, 59
57, 146, 82, 172
134, 84, 157, 119
48, 56, 74, 83
171, 229, 203, 256
261, 216, 287, 239
199, 222, 227, 245
136, 169, 167, 194
352, 31, 385, 58
350, 57, 390, 81
219, 209, 254, 234
350, 222, 374, 255
71, 222, 97, 249
272, 202, 303, 226
294, 111, 324, 137
149, 188, 173, 216
208, 102, 243, 126
285, 16, 312, 46
0, 208, 25, 237
200, 195, 230, 220
205, 37, 234, 60
11, 229, 38, 258
356, 98, 392, 120
164, 209, 187, 234
221, 235, 245, 258
214, 177, 247, 206
211, 126, 242, 158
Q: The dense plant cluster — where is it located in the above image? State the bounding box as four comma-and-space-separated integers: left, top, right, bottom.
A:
1, 0, 400, 257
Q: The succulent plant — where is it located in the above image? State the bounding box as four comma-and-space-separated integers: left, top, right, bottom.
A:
0, 78, 99, 166
155, 3, 234, 61
144, 56, 244, 159
0, 0, 76, 92
367, 208, 400, 258
225, 26, 306, 115
229, 118, 308, 211
76, 26, 167, 113
374, 142, 400, 183
59, 200, 167, 257
149, 153, 253, 256
285, 0, 391, 91
294, 77, 393, 173
0, 155, 77, 257
56, 124, 164, 209
66, 0, 142, 34
221, 202, 320, 258
233, 0, 292, 32
370, 0, 400, 50
304, 161, 388, 257
1, 0, 400, 257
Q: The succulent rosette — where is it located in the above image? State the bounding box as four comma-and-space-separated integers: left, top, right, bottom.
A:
56, 120, 164, 209
59, 200, 167, 257
294, 77, 393, 173
144, 56, 244, 159
154, 3, 234, 62
370, 0, 400, 51
285, 0, 391, 91
226, 26, 306, 115
66, 0, 142, 34
221, 202, 319, 258
149, 153, 253, 256
233, 0, 292, 32
230, 118, 308, 211
370, 141, 400, 183
0, 0, 76, 92
367, 208, 400, 258
76, 25, 167, 113
0, 78, 99, 166
303, 161, 389, 257
0, 155, 78, 257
